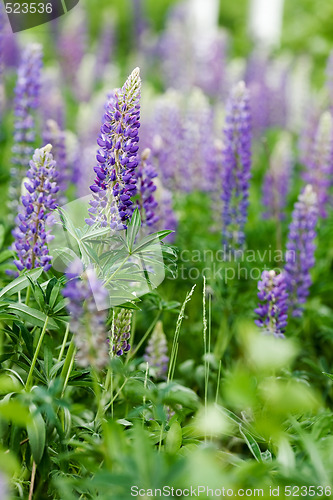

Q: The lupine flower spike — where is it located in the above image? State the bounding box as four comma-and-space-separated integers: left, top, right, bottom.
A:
12, 145, 58, 272
62, 262, 110, 371
285, 185, 318, 317
136, 148, 159, 228
86, 67, 141, 228
43, 120, 69, 205
303, 111, 333, 218
221, 81, 252, 253
254, 270, 288, 338
143, 321, 169, 379
9, 44, 43, 216
262, 133, 293, 221
110, 308, 132, 356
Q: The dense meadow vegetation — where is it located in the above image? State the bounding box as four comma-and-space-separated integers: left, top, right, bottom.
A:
1, 0, 333, 498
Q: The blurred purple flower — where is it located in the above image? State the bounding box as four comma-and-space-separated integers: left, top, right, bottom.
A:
144, 321, 169, 378
303, 111, 333, 218
12, 145, 58, 272
43, 119, 69, 205
9, 44, 43, 215
62, 262, 110, 371
254, 269, 288, 338
221, 81, 252, 252
262, 133, 293, 220
136, 148, 159, 228
284, 185, 318, 317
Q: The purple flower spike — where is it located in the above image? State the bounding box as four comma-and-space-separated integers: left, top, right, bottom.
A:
62, 263, 110, 371
254, 270, 288, 338
136, 148, 159, 228
262, 133, 293, 220
87, 68, 141, 228
143, 321, 169, 379
9, 44, 43, 216
221, 81, 252, 252
12, 145, 59, 272
284, 185, 318, 318
110, 308, 132, 356
303, 112, 333, 218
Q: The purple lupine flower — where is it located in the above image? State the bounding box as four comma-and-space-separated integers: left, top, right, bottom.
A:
194, 31, 228, 100
303, 111, 333, 218
9, 44, 43, 215
262, 133, 293, 220
150, 91, 184, 191
254, 269, 288, 338
298, 102, 320, 170
86, 67, 141, 228
136, 148, 159, 228
284, 185, 318, 317
94, 19, 114, 84
62, 262, 110, 370
221, 81, 252, 252
154, 180, 178, 243
12, 145, 58, 272
245, 51, 270, 136
181, 88, 215, 192
43, 120, 69, 205
110, 308, 132, 356
57, 8, 86, 87
143, 321, 169, 379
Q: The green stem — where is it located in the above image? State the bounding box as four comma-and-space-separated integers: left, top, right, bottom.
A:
57, 323, 70, 363
60, 339, 76, 397
25, 285, 31, 306
25, 316, 49, 391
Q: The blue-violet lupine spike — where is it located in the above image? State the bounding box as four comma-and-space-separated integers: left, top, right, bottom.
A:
9, 44, 43, 218
143, 321, 169, 379
262, 133, 293, 220
303, 111, 333, 218
86, 67, 141, 228
254, 269, 288, 338
62, 262, 110, 371
136, 148, 159, 228
110, 308, 132, 356
43, 119, 69, 205
284, 184, 318, 318
12, 144, 59, 272
221, 81, 252, 252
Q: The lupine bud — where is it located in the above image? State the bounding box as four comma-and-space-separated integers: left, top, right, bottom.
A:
303, 111, 333, 218
12, 145, 58, 272
262, 133, 293, 220
110, 308, 132, 356
284, 185, 318, 317
86, 68, 141, 228
221, 81, 252, 252
143, 321, 169, 378
254, 270, 288, 338
62, 262, 109, 371
9, 44, 43, 216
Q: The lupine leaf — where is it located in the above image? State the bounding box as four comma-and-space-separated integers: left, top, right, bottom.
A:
0, 269, 43, 299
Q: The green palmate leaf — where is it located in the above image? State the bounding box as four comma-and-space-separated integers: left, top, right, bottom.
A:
27, 405, 46, 464
126, 208, 141, 252
323, 372, 333, 381
0, 268, 43, 299
132, 230, 173, 253
7, 303, 57, 329
45, 278, 60, 308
